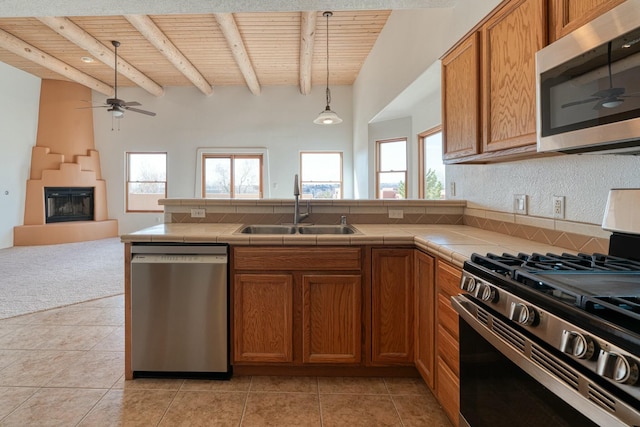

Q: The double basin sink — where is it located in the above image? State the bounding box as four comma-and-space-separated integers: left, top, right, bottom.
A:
238, 224, 357, 235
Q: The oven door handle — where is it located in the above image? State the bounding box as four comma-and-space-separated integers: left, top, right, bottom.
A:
451, 294, 638, 427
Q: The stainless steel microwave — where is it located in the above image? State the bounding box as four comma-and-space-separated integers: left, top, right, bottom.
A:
536, 0, 640, 154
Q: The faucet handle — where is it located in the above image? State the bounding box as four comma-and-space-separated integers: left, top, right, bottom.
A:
340, 215, 347, 225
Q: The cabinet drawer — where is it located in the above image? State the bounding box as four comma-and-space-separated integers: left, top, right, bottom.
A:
437, 260, 462, 297
436, 355, 460, 426
437, 292, 459, 339
437, 324, 459, 376
234, 247, 362, 271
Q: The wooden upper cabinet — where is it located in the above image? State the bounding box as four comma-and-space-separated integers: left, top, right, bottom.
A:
442, 32, 480, 160
549, 0, 626, 42
371, 248, 414, 365
482, 0, 547, 153
302, 274, 362, 364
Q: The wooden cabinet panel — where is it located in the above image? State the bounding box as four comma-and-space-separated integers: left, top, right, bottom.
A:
414, 250, 435, 389
437, 292, 459, 339
549, 0, 625, 42
482, 0, 547, 153
371, 248, 414, 364
302, 274, 362, 364
437, 259, 462, 298
437, 323, 460, 376
234, 247, 361, 271
436, 355, 460, 426
233, 274, 293, 363
442, 32, 480, 160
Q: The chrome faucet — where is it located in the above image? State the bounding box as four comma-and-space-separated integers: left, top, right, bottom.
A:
293, 174, 310, 225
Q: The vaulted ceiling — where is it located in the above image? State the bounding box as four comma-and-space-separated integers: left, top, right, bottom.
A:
0, 11, 392, 98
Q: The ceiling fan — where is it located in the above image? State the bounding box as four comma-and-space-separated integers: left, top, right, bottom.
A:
561, 41, 640, 110
89, 40, 156, 118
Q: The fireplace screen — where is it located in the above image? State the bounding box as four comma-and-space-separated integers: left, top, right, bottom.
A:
45, 187, 94, 223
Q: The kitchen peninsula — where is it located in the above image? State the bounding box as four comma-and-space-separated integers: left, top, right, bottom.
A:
121, 198, 610, 425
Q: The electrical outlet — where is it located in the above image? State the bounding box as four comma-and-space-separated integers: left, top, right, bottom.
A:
514, 194, 527, 215
190, 208, 206, 218
388, 209, 404, 219
449, 182, 456, 197
553, 196, 565, 219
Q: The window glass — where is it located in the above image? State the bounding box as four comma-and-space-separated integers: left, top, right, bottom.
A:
376, 139, 407, 199
422, 130, 445, 199
300, 152, 343, 199
126, 152, 167, 212
203, 155, 262, 199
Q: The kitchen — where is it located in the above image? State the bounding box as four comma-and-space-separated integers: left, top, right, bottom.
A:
2, 0, 640, 425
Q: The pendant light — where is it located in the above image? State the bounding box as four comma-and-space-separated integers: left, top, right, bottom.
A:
314, 11, 342, 125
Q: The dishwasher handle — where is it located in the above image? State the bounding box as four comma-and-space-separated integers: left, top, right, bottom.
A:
131, 254, 227, 264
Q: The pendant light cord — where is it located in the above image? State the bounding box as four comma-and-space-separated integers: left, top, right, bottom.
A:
324, 11, 332, 107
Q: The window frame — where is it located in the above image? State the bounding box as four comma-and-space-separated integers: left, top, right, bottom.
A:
299, 151, 344, 199
375, 137, 408, 199
201, 153, 264, 199
125, 151, 167, 213
417, 126, 444, 199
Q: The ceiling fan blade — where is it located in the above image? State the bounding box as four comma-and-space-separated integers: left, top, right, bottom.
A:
124, 106, 156, 116
591, 87, 625, 98
561, 98, 600, 108
76, 105, 109, 110
122, 101, 142, 107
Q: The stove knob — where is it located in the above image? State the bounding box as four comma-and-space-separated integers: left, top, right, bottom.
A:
597, 351, 640, 385
509, 302, 538, 326
476, 283, 498, 303
559, 330, 598, 360
460, 276, 477, 293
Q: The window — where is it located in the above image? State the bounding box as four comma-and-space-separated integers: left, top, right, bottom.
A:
418, 127, 445, 199
203, 154, 263, 198
300, 152, 343, 199
376, 138, 407, 199
126, 152, 167, 212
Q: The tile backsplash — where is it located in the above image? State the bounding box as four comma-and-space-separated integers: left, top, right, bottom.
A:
160, 199, 610, 253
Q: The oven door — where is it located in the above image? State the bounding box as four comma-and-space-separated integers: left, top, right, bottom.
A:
452, 295, 637, 427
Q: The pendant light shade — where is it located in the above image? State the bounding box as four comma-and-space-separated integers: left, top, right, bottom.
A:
314, 11, 342, 125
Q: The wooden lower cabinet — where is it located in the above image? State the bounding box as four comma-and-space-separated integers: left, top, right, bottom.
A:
232, 246, 363, 366
414, 250, 435, 389
233, 273, 293, 363
435, 259, 463, 427
302, 274, 362, 364
371, 248, 414, 365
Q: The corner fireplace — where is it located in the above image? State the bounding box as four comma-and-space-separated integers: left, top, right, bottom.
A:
45, 187, 94, 223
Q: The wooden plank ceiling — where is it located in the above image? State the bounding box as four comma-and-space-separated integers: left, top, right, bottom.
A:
0, 11, 391, 97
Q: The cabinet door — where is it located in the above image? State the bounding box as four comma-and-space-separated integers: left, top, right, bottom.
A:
482, 0, 546, 153
302, 274, 362, 364
414, 250, 435, 389
436, 355, 460, 426
442, 32, 480, 161
371, 248, 414, 365
233, 274, 293, 363
549, 0, 625, 42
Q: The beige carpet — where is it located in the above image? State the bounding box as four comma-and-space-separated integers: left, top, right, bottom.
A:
0, 238, 123, 319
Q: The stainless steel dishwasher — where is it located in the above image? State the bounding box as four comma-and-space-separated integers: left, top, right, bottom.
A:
130, 243, 230, 379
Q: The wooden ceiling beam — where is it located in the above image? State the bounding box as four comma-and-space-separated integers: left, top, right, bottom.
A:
214, 13, 261, 96
37, 16, 164, 97
0, 28, 114, 96
299, 11, 317, 95
124, 14, 213, 96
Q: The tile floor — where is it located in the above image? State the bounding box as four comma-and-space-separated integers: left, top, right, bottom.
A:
0, 295, 452, 426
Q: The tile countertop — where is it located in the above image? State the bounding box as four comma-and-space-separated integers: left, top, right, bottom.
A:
121, 223, 572, 268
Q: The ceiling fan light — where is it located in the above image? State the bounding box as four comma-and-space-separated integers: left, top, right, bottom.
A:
109, 108, 124, 118
314, 107, 342, 125
602, 99, 623, 108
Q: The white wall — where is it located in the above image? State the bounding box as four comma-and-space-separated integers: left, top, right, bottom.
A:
353, 0, 502, 198
93, 85, 353, 234
0, 62, 40, 249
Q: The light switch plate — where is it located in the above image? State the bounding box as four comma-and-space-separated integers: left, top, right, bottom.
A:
190, 208, 206, 218
514, 194, 527, 215
388, 209, 404, 219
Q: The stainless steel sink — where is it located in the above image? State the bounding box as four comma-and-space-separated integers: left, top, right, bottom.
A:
296, 225, 355, 234
237, 224, 356, 235
239, 225, 296, 234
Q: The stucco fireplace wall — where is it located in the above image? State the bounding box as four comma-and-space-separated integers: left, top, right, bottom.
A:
13, 80, 117, 246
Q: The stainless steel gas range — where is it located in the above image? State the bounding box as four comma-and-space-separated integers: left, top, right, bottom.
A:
453, 189, 640, 427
